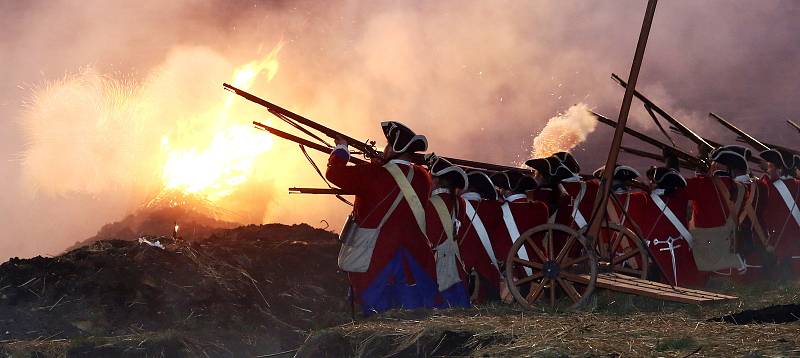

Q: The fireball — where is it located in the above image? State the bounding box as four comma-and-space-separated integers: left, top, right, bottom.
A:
157, 42, 284, 204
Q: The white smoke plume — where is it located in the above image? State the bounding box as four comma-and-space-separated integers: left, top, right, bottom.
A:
531, 103, 597, 159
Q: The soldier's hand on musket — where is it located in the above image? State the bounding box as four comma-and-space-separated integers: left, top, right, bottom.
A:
334, 135, 348, 147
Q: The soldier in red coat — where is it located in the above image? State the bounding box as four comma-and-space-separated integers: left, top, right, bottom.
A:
425, 156, 470, 308
528, 152, 598, 230
592, 165, 648, 273
458, 171, 506, 302
756, 148, 800, 276
487, 170, 549, 302
676, 145, 762, 277
630, 167, 707, 287
326, 121, 437, 314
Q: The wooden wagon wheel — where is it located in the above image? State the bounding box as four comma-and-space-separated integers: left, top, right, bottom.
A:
595, 223, 649, 279
504, 223, 598, 309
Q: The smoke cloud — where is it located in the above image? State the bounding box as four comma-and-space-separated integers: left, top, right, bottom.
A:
531, 103, 597, 159
2, 1, 800, 261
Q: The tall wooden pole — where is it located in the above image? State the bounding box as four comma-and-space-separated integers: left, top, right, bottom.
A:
585, 0, 658, 240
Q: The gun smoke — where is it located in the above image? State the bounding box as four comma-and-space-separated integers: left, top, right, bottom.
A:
531, 103, 597, 159
2, 1, 800, 261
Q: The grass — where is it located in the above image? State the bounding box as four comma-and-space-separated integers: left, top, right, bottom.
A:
299, 280, 800, 357
654, 335, 698, 352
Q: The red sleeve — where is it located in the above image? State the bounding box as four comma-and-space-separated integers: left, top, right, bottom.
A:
325, 153, 382, 195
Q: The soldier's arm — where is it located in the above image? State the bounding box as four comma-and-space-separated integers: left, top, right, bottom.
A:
325, 139, 376, 194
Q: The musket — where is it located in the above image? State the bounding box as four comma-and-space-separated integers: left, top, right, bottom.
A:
611, 73, 715, 154
229, 83, 528, 174
592, 111, 703, 167
619, 145, 695, 170
254, 121, 368, 165
289, 187, 352, 195
225, 83, 382, 158
709, 112, 769, 152
711, 113, 800, 159
788, 120, 800, 135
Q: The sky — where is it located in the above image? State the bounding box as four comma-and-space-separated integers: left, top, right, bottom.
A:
1, 0, 799, 261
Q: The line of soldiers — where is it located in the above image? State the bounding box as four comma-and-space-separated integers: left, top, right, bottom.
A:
326, 121, 800, 314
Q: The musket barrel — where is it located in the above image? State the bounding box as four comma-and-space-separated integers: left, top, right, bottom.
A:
225, 83, 380, 158
709, 112, 770, 151
231, 84, 527, 174
253, 121, 368, 165
620, 145, 694, 170
611, 73, 715, 153
289, 187, 352, 195
592, 111, 702, 167
787, 120, 800, 134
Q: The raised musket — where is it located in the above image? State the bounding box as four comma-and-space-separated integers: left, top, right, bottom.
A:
709, 112, 769, 152
619, 145, 695, 170
611, 73, 715, 154
230, 83, 528, 174
226, 83, 382, 158
592, 111, 703, 167
788, 120, 800, 135
253, 121, 368, 165
289, 187, 352, 195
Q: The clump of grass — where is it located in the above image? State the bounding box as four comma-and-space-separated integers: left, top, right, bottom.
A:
655, 335, 698, 352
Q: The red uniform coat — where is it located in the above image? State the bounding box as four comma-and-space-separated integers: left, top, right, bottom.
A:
487, 195, 549, 268
685, 175, 740, 228
628, 188, 707, 287
559, 178, 600, 229
756, 176, 800, 274
326, 155, 437, 310
458, 194, 504, 300
686, 175, 765, 279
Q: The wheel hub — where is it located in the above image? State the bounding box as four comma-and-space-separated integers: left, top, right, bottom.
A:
542, 260, 560, 278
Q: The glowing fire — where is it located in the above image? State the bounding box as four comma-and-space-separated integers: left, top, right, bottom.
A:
158, 43, 283, 203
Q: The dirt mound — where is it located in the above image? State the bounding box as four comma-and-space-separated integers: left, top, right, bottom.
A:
0, 223, 350, 357
67, 205, 239, 252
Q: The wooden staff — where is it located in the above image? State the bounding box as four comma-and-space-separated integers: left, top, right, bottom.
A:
585, 0, 659, 242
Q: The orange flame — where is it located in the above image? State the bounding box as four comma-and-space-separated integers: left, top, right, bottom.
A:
159, 42, 284, 203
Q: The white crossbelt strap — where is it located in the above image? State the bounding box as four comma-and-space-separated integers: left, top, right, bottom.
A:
384, 163, 427, 239
650, 192, 694, 248
560, 182, 588, 228
772, 180, 800, 229
501, 202, 532, 274
430, 195, 454, 241
463, 200, 499, 270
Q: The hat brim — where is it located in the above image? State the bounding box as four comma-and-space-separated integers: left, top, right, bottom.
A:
467, 171, 498, 200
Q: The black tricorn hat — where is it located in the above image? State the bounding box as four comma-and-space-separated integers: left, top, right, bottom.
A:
553, 151, 580, 175
467, 171, 498, 200
646, 166, 687, 190
594, 165, 641, 182
491, 170, 525, 191
381, 121, 428, 154
429, 156, 468, 191
759, 148, 797, 172
525, 156, 574, 182
513, 176, 538, 193
710, 145, 751, 171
